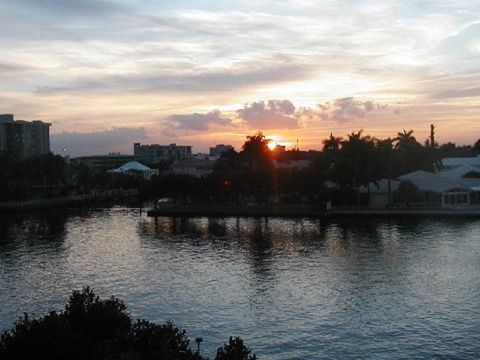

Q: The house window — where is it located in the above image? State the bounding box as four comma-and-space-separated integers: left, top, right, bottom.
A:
444, 195, 449, 204
456, 194, 462, 204
463, 194, 468, 203
451, 194, 456, 204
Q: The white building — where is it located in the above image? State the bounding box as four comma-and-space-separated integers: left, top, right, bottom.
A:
361, 168, 480, 208
397, 170, 475, 207
108, 161, 159, 180
441, 156, 480, 170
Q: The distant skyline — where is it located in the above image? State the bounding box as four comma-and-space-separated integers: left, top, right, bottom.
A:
0, 0, 479, 155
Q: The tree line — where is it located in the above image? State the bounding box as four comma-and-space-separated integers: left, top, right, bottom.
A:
0, 154, 139, 201
1, 129, 479, 205
146, 130, 480, 206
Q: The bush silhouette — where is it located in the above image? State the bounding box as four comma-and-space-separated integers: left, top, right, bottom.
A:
216, 337, 257, 360
0, 287, 256, 360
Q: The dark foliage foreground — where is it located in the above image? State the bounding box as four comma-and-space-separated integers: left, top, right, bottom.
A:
0, 287, 256, 360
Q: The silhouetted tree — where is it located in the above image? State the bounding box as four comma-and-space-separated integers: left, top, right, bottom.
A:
0, 288, 256, 360
213, 149, 247, 204
322, 133, 342, 154
240, 132, 275, 203
474, 139, 480, 152
330, 130, 376, 204
394, 129, 434, 174
215, 337, 257, 360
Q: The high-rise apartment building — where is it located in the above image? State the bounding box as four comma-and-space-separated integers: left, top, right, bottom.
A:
0, 114, 13, 154
134, 143, 192, 164
0, 114, 51, 159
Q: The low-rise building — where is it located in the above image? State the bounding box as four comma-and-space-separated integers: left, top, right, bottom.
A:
441, 156, 480, 170
134, 143, 192, 164
170, 158, 215, 177
397, 170, 474, 207
359, 179, 400, 207
74, 154, 135, 172
108, 161, 159, 180
362, 169, 480, 208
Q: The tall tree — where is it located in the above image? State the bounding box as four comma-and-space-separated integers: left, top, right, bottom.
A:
394, 129, 416, 149
394, 129, 434, 174
329, 130, 376, 205
322, 133, 342, 153
240, 132, 275, 203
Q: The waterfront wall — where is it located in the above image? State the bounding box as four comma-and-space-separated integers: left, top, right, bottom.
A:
147, 204, 480, 218
0, 189, 139, 212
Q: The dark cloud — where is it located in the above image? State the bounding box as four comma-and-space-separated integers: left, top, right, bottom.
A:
165, 110, 233, 131
317, 97, 388, 122
35, 60, 312, 95
51, 127, 148, 156
236, 99, 299, 129
161, 97, 392, 134
432, 86, 480, 99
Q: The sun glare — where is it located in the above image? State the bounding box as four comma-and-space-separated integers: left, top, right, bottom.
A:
268, 140, 277, 150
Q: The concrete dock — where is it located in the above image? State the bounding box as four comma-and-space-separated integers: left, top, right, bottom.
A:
147, 204, 480, 218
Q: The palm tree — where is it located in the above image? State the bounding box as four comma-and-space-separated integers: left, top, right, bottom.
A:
332, 130, 376, 206
347, 129, 370, 142
394, 129, 416, 149
374, 138, 395, 204
240, 132, 275, 204
322, 133, 342, 152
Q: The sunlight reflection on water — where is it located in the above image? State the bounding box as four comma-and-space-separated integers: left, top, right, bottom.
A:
0, 208, 479, 359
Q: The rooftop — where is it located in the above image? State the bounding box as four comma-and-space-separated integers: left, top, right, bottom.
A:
114, 161, 152, 171
441, 156, 480, 167
438, 165, 480, 179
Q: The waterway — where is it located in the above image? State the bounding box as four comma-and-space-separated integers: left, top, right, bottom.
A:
0, 207, 479, 359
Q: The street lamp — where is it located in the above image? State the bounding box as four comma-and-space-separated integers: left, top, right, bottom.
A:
195, 337, 203, 355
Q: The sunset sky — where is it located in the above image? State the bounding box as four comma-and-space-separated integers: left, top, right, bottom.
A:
0, 0, 479, 155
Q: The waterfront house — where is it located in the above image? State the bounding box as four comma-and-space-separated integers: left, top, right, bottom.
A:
362, 169, 480, 208
397, 170, 473, 207
359, 179, 400, 207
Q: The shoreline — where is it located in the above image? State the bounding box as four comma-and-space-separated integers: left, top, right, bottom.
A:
147, 204, 480, 218
0, 189, 139, 213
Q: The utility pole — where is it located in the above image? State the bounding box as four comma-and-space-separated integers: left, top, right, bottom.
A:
429, 124, 436, 149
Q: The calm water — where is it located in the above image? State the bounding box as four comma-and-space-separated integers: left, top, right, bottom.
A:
0, 207, 479, 359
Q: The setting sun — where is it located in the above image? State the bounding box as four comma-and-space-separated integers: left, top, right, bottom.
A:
267, 140, 277, 151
